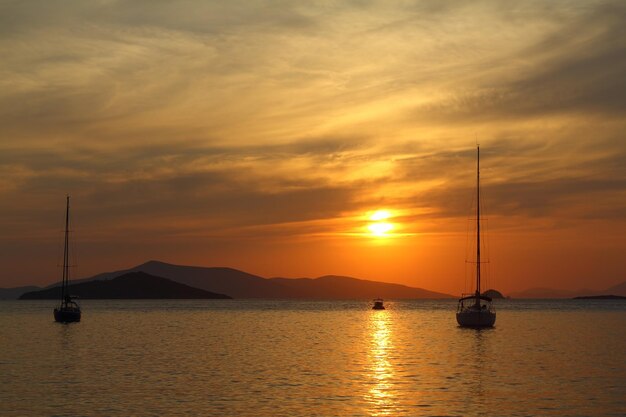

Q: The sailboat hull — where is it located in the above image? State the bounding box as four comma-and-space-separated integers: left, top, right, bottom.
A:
456, 310, 495, 328
54, 308, 81, 323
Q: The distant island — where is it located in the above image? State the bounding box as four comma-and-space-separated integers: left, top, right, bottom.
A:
483, 289, 505, 299
19, 271, 232, 300
573, 295, 626, 300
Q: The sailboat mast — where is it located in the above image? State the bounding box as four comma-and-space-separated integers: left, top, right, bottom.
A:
475, 146, 481, 303
61, 195, 70, 303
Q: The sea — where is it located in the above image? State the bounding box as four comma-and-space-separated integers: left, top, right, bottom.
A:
1, 299, 624, 417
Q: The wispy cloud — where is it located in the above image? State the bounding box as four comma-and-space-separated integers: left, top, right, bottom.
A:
0, 0, 624, 289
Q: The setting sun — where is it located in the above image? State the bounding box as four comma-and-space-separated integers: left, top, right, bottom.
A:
368, 222, 394, 237
370, 210, 391, 221
368, 210, 395, 237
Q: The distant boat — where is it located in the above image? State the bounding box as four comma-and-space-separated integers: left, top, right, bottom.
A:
456, 146, 496, 328
372, 298, 385, 310
53, 196, 81, 323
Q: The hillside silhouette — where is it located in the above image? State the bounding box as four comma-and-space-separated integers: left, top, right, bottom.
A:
19, 271, 231, 299
39, 260, 453, 299
268, 275, 451, 299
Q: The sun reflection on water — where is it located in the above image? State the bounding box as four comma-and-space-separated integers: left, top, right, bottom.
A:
365, 309, 396, 416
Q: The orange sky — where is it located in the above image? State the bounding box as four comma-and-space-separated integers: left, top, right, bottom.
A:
1, 1, 625, 294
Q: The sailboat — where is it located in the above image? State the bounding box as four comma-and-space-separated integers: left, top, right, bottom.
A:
53, 196, 81, 323
456, 146, 496, 328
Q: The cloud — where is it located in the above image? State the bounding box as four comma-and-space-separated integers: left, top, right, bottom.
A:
0, 0, 625, 246
410, 1, 626, 122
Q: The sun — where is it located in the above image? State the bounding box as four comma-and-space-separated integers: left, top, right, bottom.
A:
367, 210, 395, 237
368, 222, 394, 236
370, 210, 391, 221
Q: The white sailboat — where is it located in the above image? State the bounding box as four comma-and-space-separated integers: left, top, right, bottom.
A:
456, 146, 496, 328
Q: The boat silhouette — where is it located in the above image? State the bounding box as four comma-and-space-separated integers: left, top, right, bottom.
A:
456, 146, 496, 328
53, 196, 81, 323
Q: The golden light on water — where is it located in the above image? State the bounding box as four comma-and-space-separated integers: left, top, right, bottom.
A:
366, 309, 396, 416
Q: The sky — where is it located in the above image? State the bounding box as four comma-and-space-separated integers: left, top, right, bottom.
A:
1, 0, 625, 294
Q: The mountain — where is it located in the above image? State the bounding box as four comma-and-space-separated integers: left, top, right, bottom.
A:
0, 286, 41, 300
268, 275, 451, 299
19, 272, 231, 300
127, 261, 294, 298
45, 260, 453, 299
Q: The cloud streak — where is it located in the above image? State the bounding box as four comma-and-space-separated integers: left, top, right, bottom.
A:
0, 0, 624, 290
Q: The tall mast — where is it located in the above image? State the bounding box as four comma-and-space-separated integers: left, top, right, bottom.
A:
475, 146, 481, 305
61, 195, 70, 304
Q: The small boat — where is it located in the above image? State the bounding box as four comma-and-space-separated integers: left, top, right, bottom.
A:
372, 298, 385, 310
53, 196, 81, 323
456, 146, 496, 328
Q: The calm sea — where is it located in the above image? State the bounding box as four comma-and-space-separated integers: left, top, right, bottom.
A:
1, 299, 624, 417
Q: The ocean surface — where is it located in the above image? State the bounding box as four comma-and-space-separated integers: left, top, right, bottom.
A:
1, 299, 624, 417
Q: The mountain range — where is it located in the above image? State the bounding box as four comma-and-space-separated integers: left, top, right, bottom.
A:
84, 260, 453, 299
4, 260, 624, 299
7, 260, 452, 299
19, 271, 231, 300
